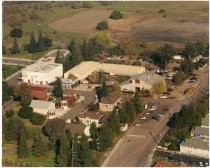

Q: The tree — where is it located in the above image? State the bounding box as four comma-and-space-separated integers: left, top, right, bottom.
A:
33, 134, 48, 157
96, 21, 108, 30
14, 83, 32, 106
5, 116, 25, 141
5, 109, 14, 118
153, 81, 166, 95
52, 78, 63, 98
37, 31, 46, 52
3, 45, 6, 54
119, 106, 130, 123
133, 90, 144, 113
119, 38, 138, 55
81, 38, 89, 61
107, 109, 120, 134
42, 118, 66, 143
2, 81, 13, 104
181, 59, 194, 73
108, 45, 123, 56
172, 71, 184, 85
18, 105, 33, 118
30, 113, 46, 125
10, 28, 23, 38
87, 39, 95, 61
11, 37, 20, 54
100, 80, 108, 97
98, 125, 113, 151
195, 41, 206, 55
43, 37, 52, 48
17, 127, 29, 158
126, 101, 135, 122
55, 48, 62, 63
28, 32, 37, 53
93, 33, 111, 49
185, 42, 197, 59
89, 122, 99, 150
110, 10, 123, 19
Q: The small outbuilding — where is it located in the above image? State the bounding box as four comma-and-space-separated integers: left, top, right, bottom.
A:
99, 95, 121, 112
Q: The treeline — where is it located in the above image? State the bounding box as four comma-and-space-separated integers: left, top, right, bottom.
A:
164, 96, 209, 151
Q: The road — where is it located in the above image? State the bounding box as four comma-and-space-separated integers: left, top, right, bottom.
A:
3, 57, 35, 66
102, 71, 209, 167
154, 149, 209, 167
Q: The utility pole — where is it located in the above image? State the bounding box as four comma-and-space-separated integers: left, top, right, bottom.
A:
96, 138, 102, 167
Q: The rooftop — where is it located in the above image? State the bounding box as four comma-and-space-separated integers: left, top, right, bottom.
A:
100, 95, 121, 104
31, 86, 48, 92
192, 127, 209, 137
30, 100, 54, 110
202, 116, 209, 126
78, 111, 103, 120
180, 138, 209, 150
22, 61, 62, 73
65, 123, 86, 135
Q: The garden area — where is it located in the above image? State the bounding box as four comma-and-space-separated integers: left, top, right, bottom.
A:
3, 65, 22, 79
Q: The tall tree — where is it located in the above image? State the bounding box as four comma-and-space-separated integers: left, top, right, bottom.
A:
181, 59, 194, 73
125, 101, 135, 122
28, 32, 37, 53
52, 78, 63, 98
81, 38, 89, 61
2, 81, 13, 104
100, 80, 108, 97
195, 41, 206, 55
33, 134, 48, 157
18, 105, 33, 119
89, 122, 99, 150
98, 125, 113, 151
119, 106, 130, 123
172, 71, 184, 85
107, 109, 120, 134
87, 39, 95, 61
37, 31, 46, 52
133, 90, 144, 113
17, 127, 29, 158
11, 37, 20, 54
3, 45, 6, 54
55, 48, 62, 63
153, 81, 166, 95
185, 42, 197, 59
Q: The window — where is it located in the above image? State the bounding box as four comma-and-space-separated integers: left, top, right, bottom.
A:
135, 79, 140, 84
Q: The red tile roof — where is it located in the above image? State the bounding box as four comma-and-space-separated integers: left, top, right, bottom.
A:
31, 86, 48, 92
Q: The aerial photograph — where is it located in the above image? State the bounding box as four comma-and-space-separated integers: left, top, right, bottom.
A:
2, 1, 209, 167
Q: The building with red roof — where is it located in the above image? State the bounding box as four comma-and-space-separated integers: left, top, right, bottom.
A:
31, 86, 48, 100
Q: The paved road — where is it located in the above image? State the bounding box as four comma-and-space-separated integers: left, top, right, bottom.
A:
102, 71, 209, 167
154, 149, 209, 167
3, 57, 35, 66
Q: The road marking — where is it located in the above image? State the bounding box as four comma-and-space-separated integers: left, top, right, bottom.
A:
128, 134, 145, 138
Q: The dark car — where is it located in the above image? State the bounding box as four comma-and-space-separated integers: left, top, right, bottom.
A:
152, 116, 161, 121
188, 80, 194, 84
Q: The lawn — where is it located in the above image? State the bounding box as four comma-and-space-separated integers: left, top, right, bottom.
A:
3, 65, 22, 79
3, 51, 48, 60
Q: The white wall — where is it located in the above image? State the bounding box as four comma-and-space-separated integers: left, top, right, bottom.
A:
80, 118, 101, 127
180, 146, 209, 158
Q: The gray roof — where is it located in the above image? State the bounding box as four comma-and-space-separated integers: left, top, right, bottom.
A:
202, 116, 209, 126
30, 100, 53, 109
130, 71, 152, 81
120, 80, 132, 86
192, 127, 209, 137
180, 138, 209, 150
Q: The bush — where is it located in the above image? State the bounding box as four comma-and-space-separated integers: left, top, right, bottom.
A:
158, 9, 166, 13
6, 110, 14, 118
30, 113, 46, 125
10, 28, 23, 38
110, 10, 123, 20
108, 45, 123, 56
18, 106, 33, 118
96, 21, 108, 30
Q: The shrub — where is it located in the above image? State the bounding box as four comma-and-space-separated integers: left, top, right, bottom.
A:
30, 113, 46, 125
6, 110, 14, 118
96, 21, 108, 30
18, 106, 33, 118
158, 9, 166, 13
110, 10, 123, 20
10, 28, 23, 38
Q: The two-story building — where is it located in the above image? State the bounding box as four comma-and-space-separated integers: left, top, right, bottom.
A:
99, 95, 121, 112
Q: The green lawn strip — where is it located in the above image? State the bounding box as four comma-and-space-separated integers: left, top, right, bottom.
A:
3, 65, 22, 79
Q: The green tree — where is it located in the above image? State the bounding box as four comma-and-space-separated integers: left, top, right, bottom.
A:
14, 83, 32, 106
126, 101, 135, 122
93, 33, 111, 49
107, 109, 120, 134
195, 41, 206, 55
185, 42, 197, 59
2, 81, 13, 104
172, 71, 184, 85
52, 78, 63, 98
33, 134, 48, 157
110, 10, 123, 19
42, 118, 66, 143
37, 31, 46, 52
181, 59, 194, 73
96, 21, 108, 30
10, 28, 23, 38
18, 105, 33, 118
17, 128, 29, 158
28, 32, 37, 53
81, 37, 89, 61
3, 45, 6, 54
133, 90, 144, 113
30, 113, 46, 125
119, 106, 130, 123
87, 39, 95, 61
11, 37, 20, 54
55, 48, 62, 63
100, 80, 108, 97
89, 122, 99, 150
98, 125, 113, 151
153, 81, 166, 95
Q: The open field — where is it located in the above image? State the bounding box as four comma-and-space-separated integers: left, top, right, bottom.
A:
3, 65, 22, 79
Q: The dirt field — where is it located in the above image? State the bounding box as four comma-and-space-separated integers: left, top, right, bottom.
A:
49, 10, 112, 33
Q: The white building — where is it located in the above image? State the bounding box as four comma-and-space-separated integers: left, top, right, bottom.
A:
180, 138, 209, 158
78, 111, 104, 127
191, 126, 209, 140
99, 95, 121, 112
172, 55, 184, 60
64, 61, 145, 82
61, 78, 78, 89
120, 71, 165, 92
30, 100, 56, 119
192, 55, 203, 63
21, 62, 63, 86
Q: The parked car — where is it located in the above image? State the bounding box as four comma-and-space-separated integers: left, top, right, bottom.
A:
134, 123, 141, 127
152, 116, 161, 121
184, 87, 195, 95
140, 117, 146, 120
148, 107, 156, 111
160, 95, 168, 99
199, 162, 204, 167
146, 112, 150, 115
188, 80, 195, 84
157, 114, 163, 117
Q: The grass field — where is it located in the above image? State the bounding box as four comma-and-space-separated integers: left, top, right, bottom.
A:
4, 51, 48, 60
3, 65, 22, 79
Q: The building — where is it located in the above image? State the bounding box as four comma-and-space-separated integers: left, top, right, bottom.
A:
179, 138, 209, 158
172, 55, 184, 60
191, 126, 209, 140
78, 111, 104, 127
21, 62, 63, 86
120, 123, 128, 132
99, 95, 121, 112
61, 78, 78, 89
192, 55, 203, 63
64, 61, 145, 82
120, 71, 165, 92
31, 86, 48, 100
30, 100, 56, 119
201, 116, 209, 128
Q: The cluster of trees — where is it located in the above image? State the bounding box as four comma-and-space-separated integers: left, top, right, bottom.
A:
2, 81, 14, 104
110, 10, 123, 20
61, 33, 111, 72
90, 90, 144, 152
152, 81, 166, 95
42, 119, 97, 166
52, 78, 63, 98
96, 21, 109, 30
184, 41, 206, 59
172, 71, 185, 85
27, 31, 52, 53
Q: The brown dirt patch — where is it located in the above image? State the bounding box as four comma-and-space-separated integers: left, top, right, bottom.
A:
49, 10, 112, 33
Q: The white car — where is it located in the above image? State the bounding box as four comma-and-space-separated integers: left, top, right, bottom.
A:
148, 107, 156, 111
146, 112, 150, 115
134, 123, 141, 127
160, 95, 167, 99
140, 117, 146, 120
157, 114, 164, 117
